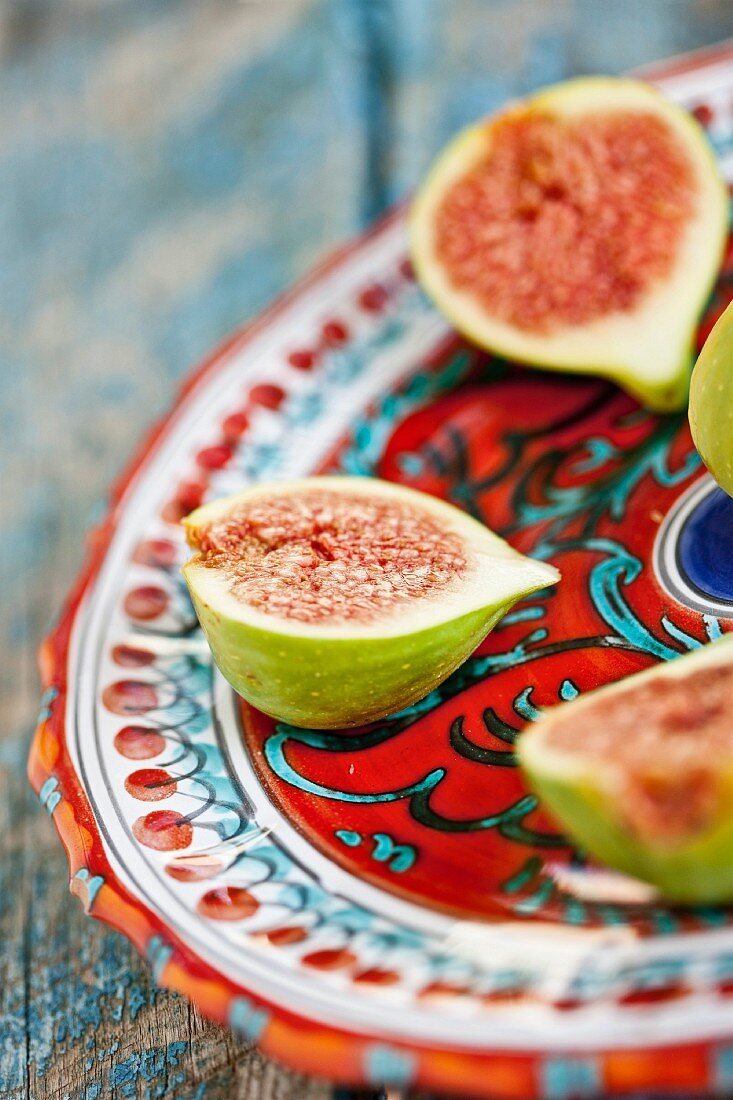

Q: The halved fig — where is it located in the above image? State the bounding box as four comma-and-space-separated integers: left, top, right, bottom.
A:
183, 477, 559, 728
518, 635, 733, 903
690, 300, 733, 497
411, 77, 727, 411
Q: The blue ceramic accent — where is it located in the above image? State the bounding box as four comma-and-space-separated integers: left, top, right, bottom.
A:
677, 485, 733, 605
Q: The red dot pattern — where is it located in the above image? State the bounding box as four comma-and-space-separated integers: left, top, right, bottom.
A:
165, 858, 223, 882
114, 725, 166, 760
264, 926, 308, 946
221, 411, 249, 441
102, 680, 158, 716
321, 320, 349, 347
353, 967, 400, 986
358, 283, 388, 312
112, 644, 155, 668
287, 349, 316, 371
124, 586, 169, 621
248, 383, 286, 410
692, 102, 714, 127
162, 480, 206, 523
125, 767, 177, 801
301, 949, 357, 971
419, 981, 470, 999
132, 809, 193, 851
197, 886, 260, 921
196, 444, 233, 470
132, 539, 178, 569
619, 983, 688, 1007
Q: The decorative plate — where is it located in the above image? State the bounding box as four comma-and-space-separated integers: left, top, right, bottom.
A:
31, 44, 733, 1100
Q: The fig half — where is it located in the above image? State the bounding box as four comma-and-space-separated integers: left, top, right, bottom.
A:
183, 477, 559, 728
411, 77, 728, 411
690, 300, 733, 497
518, 635, 733, 904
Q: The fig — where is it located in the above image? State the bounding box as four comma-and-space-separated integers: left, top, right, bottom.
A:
411, 77, 727, 412
517, 635, 733, 904
183, 477, 559, 728
690, 300, 733, 497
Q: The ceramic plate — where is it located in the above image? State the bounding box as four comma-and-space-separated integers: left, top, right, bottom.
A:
31, 44, 733, 1099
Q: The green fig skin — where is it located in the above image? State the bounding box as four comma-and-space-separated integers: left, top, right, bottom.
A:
689, 300, 733, 498
520, 760, 733, 905
518, 635, 733, 904
182, 477, 559, 729
187, 581, 533, 729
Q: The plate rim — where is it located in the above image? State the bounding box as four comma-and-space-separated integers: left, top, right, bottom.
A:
28, 46, 733, 1092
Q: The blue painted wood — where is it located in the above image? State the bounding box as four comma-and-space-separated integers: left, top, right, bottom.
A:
1, 1, 730, 1096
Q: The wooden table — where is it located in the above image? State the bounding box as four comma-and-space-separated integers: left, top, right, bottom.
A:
2, 2, 731, 1096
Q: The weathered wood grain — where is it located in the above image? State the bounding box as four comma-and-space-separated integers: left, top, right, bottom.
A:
2, 1, 731, 1097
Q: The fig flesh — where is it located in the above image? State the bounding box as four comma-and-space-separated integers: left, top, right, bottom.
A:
183, 477, 559, 728
518, 635, 733, 904
411, 77, 727, 411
